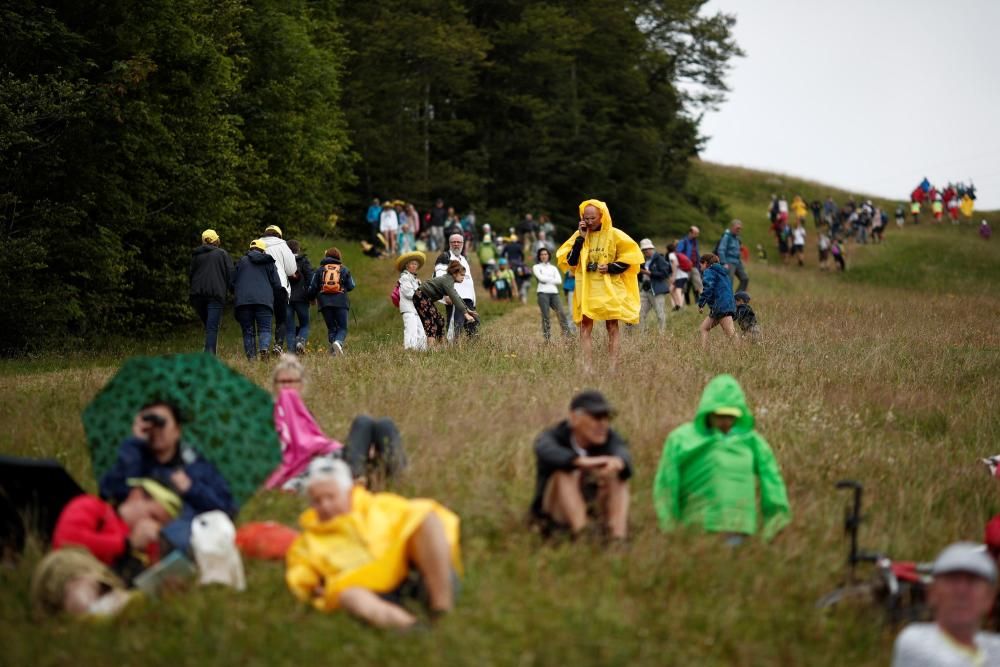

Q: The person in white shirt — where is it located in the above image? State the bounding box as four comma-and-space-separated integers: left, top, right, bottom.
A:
532, 248, 573, 341
396, 252, 427, 351
258, 224, 298, 354
892, 542, 1000, 666
380, 204, 399, 256
434, 233, 478, 341
792, 222, 807, 267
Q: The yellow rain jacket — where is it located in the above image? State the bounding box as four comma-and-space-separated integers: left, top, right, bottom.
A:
285, 486, 461, 611
960, 195, 975, 218
556, 199, 643, 324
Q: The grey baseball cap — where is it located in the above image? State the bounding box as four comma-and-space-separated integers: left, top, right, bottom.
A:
932, 542, 997, 583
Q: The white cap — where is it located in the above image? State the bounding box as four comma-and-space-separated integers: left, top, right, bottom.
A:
639, 238, 655, 251
932, 542, 997, 583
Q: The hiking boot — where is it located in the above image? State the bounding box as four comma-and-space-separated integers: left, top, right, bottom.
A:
258, 349, 269, 362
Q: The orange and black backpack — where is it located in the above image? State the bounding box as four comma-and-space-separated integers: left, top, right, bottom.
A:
319, 263, 343, 294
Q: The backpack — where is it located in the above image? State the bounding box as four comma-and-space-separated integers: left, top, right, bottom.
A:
390, 281, 400, 308
675, 252, 693, 272
319, 263, 343, 294
514, 263, 531, 280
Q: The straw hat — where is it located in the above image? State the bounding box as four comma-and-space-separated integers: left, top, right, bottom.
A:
396, 251, 426, 272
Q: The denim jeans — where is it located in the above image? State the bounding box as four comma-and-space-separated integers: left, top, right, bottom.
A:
286, 301, 311, 350
234, 304, 273, 359
321, 306, 349, 346
190, 295, 224, 354
272, 289, 288, 351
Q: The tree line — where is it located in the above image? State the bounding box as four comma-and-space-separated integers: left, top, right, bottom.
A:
0, 0, 740, 353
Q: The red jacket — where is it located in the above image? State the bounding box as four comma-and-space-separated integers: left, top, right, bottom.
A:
52, 495, 132, 566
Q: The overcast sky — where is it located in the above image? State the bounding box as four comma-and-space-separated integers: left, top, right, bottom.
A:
699, 0, 1000, 209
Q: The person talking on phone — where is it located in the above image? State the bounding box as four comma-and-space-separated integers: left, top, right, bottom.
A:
556, 199, 643, 371
99, 401, 235, 554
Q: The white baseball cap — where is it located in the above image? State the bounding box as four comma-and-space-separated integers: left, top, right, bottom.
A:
932, 542, 997, 583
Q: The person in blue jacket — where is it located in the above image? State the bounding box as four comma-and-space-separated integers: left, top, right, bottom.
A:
232, 239, 283, 360
697, 253, 737, 347
716, 219, 748, 292
99, 401, 236, 555
307, 247, 356, 356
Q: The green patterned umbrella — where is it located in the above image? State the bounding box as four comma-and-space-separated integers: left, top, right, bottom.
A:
83, 353, 280, 507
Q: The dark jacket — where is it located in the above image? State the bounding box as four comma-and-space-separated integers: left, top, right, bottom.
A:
735, 303, 758, 332
642, 252, 671, 295
698, 263, 736, 316
189, 245, 233, 300
417, 274, 469, 316
232, 250, 282, 309
675, 236, 700, 268
289, 254, 314, 303
99, 436, 236, 553
531, 420, 633, 517
307, 257, 355, 309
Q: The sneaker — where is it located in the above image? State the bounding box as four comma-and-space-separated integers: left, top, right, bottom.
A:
294, 341, 306, 355
332, 341, 344, 356
272, 344, 283, 356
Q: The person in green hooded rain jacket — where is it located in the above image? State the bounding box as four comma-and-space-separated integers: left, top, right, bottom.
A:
652, 374, 791, 541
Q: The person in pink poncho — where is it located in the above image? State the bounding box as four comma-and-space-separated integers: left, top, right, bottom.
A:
267, 355, 407, 492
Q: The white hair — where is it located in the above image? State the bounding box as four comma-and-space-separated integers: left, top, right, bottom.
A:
303, 457, 352, 493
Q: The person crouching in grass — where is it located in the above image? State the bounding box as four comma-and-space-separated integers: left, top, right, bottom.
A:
696, 254, 736, 347
285, 458, 461, 629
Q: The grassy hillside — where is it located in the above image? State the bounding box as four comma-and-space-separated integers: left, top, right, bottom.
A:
2, 164, 999, 666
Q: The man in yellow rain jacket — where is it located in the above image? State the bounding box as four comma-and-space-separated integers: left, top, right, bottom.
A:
285, 458, 461, 629
556, 199, 642, 370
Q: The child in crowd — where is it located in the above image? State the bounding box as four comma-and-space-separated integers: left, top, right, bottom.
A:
818, 231, 831, 270
733, 291, 761, 342
895, 205, 905, 228
792, 221, 806, 267
492, 258, 516, 301
830, 238, 846, 271
562, 268, 575, 313
696, 254, 736, 347
307, 247, 356, 356
398, 223, 415, 254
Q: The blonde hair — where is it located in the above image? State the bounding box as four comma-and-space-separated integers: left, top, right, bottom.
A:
272, 353, 304, 392
304, 457, 353, 493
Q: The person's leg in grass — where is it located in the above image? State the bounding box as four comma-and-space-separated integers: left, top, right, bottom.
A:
293, 300, 310, 352
406, 513, 454, 615
339, 587, 416, 629
606, 320, 621, 370
598, 475, 630, 540
539, 292, 552, 341
542, 470, 587, 535
256, 305, 273, 358
580, 316, 595, 371
552, 294, 573, 337
719, 315, 737, 341
331, 306, 349, 354
653, 293, 667, 331
700, 316, 717, 348
203, 298, 223, 354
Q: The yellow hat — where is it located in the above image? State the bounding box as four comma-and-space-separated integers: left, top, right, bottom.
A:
264, 224, 283, 238
713, 407, 743, 418
396, 251, 426, 272
249, 239, 267, 251
127, 478, 182, 518
202, 229, 220, 244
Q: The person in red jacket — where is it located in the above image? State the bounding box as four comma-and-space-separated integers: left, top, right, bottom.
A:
52, 478, 181, 581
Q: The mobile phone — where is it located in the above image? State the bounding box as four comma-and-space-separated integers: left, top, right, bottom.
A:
141, 412, 167, 428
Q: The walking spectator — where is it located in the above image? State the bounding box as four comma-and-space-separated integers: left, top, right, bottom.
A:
791, 195, 808, 223
189, 229, 232, 355
556, 199, 642, 371
434, 233, 478, 340
637, 238, 669, 331
831, 237, 846, 271
539, 214, 556, 239
895, 205, 906, 229
981, 220, 993, 241
823, 196, 837, 227
99, 401, 236, 554
532, 247, 573, 341
413, 260, 477, 347
653, 374, 790, 543
530, 391, 632, 541
717, 219, 749, 292
696, 254, 737, 347
818, 231, 832, 270
405, 202, 421, 236
733, 291, 761, 342
517, 213, 538, 248
427, 198, 447, 252
396, 251, 428, 351
932, 196, 944, 222
892, 542, 1000, 665
667, 242, 692, 312
676, 226, 702, 304
809, 199, 822, 227
366, 198, 382, 242
258, 225, 298, 355
791, 221, 807, 267
307, 247, 355, 357
233, 239, 283, 360
285, 458, 460, 629
562, 267, 575, 313
532, 230, 555, 257
501, 235, 530, 305
911, 200, 921, 225
492, 258, 517, 301
285, 239, 313, 355
380, 203, 399, 256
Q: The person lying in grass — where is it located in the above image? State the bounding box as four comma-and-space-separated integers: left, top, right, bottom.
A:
653, 374, 791, 545
285, 458, 461, 629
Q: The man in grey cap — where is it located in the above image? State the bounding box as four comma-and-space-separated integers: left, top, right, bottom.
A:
637, 238, 670, 332
892, 542, 1000, 666
530, 390, 633, 542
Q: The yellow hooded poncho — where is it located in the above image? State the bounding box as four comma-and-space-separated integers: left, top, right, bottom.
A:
285, 486, 461, 611
556, 199, 643, 324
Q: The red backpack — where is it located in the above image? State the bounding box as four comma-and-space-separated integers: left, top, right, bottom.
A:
675, 252, 693, 272
389, 281, 401, 308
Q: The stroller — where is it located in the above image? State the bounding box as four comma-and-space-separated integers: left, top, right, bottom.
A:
816, 480, 932, 625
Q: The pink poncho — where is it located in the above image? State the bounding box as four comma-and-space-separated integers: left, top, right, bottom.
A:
265, 388, 342, 489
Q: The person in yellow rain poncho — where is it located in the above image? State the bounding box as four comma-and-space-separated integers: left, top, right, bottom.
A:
286, 458, 461, 629
556, 199, 643, 370
790, 195, 808, 223
960, 194, 975, 219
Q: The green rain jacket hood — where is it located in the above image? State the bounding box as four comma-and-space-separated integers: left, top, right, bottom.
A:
652, 374, 791, 540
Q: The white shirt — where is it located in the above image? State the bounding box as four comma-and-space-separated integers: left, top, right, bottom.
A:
434, 252, 476, 304
532, 262, 561, 294
792, 227, 807, 245
778, 199, 789, 214
668, 252, 688, 281
892, 623, 1000, 667
380, 209, 399, 232
398, 271, 420, 316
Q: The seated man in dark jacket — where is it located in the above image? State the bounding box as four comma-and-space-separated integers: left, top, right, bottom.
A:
99, 401, 236, 555
531, 391, 632, 541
